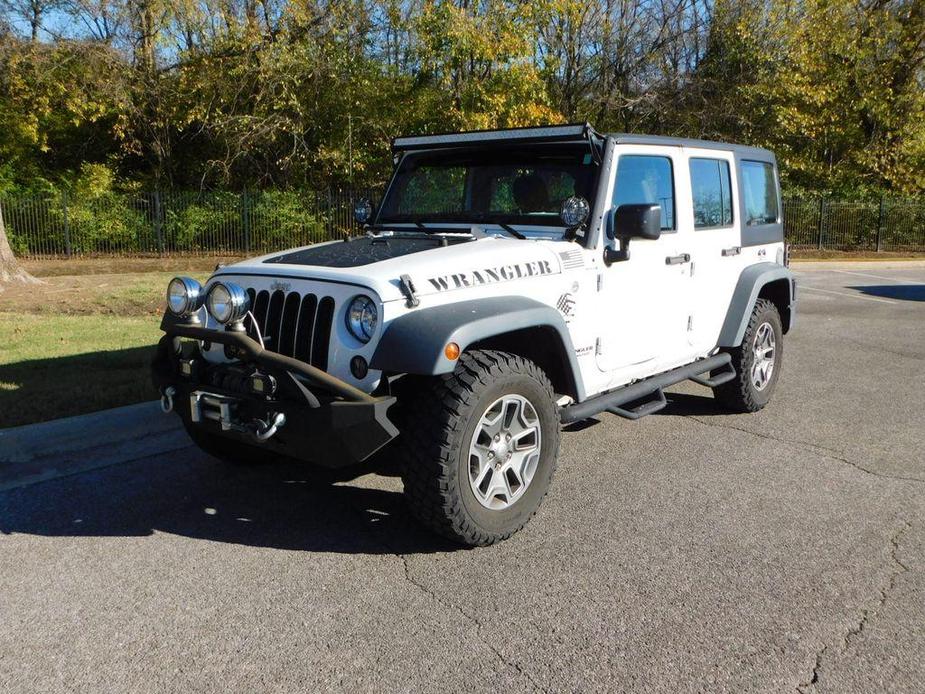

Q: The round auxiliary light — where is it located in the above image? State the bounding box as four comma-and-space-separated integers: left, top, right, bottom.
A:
354, 198, 374, 225
560, 196, 590, 228
166, 276, 204, 317
207, 281, 250, 325
346, 295, 378, 343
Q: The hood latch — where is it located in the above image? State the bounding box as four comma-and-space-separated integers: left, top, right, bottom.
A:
399, 274, 420, 308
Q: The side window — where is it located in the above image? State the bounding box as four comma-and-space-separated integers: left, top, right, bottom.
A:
689, 158, 733, 228
741, 161, 779, 226
612, 155, 675, 230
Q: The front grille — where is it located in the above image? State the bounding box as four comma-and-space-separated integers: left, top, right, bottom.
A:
244, 288, 335, 370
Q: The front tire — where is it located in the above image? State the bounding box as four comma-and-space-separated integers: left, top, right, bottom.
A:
398, 350, 560, 546
713, 298, 783, 412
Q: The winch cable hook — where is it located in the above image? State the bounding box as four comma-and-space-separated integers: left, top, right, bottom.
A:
160, 386, 176, 413
251, 412, 286, 441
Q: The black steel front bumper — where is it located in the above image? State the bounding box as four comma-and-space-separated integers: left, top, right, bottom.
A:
152, 320, 398, 467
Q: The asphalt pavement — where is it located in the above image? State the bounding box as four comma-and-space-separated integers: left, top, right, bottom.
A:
1, 262, 923, 693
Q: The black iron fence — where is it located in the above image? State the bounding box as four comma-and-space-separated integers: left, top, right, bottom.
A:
2, 190, 924, 258
0, 189, 373, 258
782, 197, 925, 251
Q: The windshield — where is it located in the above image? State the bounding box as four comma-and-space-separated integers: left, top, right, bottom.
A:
377, 145, 599, 231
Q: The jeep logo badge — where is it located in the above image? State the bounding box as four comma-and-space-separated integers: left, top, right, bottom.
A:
270, 281, 291, 292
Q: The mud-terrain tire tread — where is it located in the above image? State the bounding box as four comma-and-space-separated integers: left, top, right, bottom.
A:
398, 350, 559, 546
712, 298, 783, 413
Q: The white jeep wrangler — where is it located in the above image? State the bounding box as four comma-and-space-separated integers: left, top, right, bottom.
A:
153, 123, 796, 545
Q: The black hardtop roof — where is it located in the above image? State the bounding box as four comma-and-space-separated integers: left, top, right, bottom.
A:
391, 122, 774, 161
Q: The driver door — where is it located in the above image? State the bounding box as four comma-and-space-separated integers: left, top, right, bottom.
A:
595, 148, 692, 386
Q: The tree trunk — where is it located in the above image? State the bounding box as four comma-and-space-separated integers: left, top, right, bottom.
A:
0, 202, 40, 290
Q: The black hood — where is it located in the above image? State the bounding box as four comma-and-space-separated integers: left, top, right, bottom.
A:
263, 236, 470, 268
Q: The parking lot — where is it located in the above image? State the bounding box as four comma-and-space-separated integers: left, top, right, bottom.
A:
1, 262, 923, 693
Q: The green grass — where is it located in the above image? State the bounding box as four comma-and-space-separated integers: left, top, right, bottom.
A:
0, 312, 162, 428
3, 272, 209, 317
0, 269, 212, 428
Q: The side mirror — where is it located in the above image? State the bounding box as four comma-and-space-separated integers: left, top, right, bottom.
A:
354, 198, 374, 225
604, 203, 662, 264
612, 203, 661, 241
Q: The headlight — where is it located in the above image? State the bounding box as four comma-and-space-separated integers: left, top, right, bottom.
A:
207, 281, 250, 325
346, 295, 378, 343
166, 276, 203, 317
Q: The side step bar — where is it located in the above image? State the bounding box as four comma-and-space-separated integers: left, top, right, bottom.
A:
559, 353, 734, 424
607, 388, 668, 420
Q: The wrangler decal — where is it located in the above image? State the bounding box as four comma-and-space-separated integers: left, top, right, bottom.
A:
428, 260, 555, 291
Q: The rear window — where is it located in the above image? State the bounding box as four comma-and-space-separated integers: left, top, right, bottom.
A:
689, 158, 733, 228
741, 161, 779, 226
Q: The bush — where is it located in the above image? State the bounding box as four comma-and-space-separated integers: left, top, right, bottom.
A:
163, 193, 242, 253
250, 191, 326, 251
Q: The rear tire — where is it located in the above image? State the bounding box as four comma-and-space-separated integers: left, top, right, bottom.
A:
397, 350, 560, 546
713, 298, 783, 412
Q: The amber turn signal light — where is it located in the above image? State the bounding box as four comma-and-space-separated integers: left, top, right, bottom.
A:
444, 342, 460, 361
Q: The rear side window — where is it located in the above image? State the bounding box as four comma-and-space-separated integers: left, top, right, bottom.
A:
741, 161, 779, 226
689, 158, 733, 228
612, 155, 675, 230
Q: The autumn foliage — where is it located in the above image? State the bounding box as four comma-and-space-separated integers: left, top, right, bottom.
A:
0, 0, 923, 196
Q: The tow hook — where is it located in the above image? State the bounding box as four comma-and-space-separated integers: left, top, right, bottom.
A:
160, 386, 176, 413
251, 412, 286, 442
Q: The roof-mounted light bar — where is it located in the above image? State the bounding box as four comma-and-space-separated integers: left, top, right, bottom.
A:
392, 122, 604, 153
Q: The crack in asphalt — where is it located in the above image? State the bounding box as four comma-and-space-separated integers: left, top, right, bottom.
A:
843, 522, 912, 650
687, 416, 925, 485
395, 553, 551, 693
681, 417, 919, 692
798, 645, 827, 691
796, 521, 913, 692
341, 498, 549, 692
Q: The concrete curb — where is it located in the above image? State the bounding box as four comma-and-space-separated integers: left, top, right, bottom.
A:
792, 259, 925, 269
0, 401, 190, 491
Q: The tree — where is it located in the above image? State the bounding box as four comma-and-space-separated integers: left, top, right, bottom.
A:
0, 201, 40, 290
0, 0, 61, 42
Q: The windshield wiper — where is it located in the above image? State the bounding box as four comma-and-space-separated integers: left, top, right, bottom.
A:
376, 217, 525, 239
463, 212, 527, 239
497, 223, 526, 240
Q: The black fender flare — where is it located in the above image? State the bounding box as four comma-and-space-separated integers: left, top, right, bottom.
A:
718, 262, 796, 347
370, 296, 585, 400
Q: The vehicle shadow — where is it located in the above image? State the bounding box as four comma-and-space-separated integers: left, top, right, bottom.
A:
658, 391, 731, 416
0, 445, 462, 556
848, 284, 925, 302
0, 346, 155, 428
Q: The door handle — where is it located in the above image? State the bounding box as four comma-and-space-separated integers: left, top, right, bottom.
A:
665, 253, 691, 265
721, 246, 741, 257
